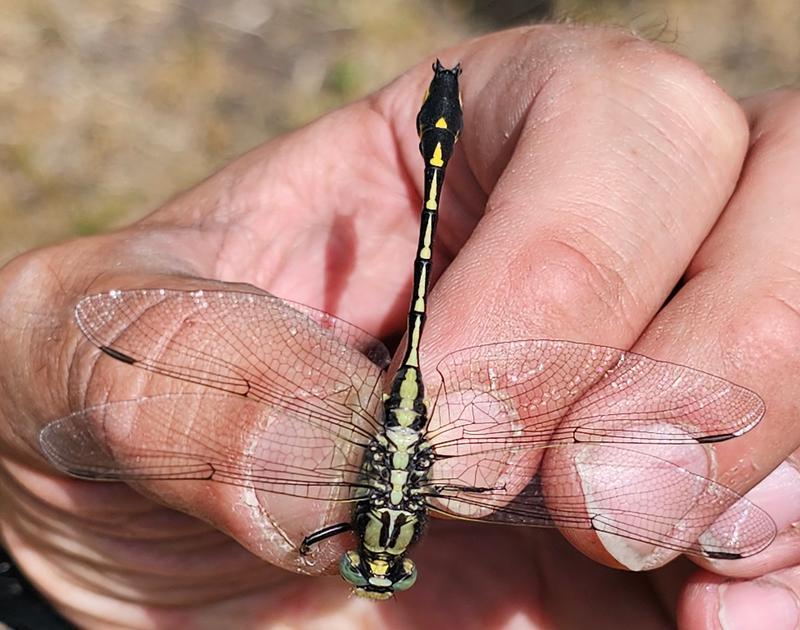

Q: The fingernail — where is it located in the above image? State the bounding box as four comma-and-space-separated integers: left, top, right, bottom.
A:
701, 460, 800, 560
740, 461, 800, 532
719, 580, 800, 630
575, 423, 709, 571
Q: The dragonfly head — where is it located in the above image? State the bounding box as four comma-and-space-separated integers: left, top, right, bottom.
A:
339, 550, 417, 600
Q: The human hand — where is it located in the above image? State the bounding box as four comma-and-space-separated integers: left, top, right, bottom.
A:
1, 25, 798, 629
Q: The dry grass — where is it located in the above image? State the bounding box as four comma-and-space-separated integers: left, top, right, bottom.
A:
0, 0, 797, 263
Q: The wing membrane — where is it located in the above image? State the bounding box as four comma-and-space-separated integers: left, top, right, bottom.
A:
52, 297, 774, 559
75, 289, 388, 437
429, 339, 764, 455
427, 445, 775, 558
425, 339, 772, 558
39, 392, 368, 501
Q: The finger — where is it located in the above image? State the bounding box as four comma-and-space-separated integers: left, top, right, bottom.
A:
628, 90, 800, 575
417, 27, 749, 566
422, 26, 747, 357
0, 238, 355, 578
679, 565, 800, 630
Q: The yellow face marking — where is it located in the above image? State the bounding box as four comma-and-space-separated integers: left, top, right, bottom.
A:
429, 143, 444, 167
425, 170, 438, 211
368, 558, 390, 576
435, 117, 448, 129
369, 578, 392, 588
357, 588, 393, 601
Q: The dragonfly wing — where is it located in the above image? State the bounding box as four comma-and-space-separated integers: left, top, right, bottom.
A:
428, 339, 765, 455
39, 392, 366, 495
75, 289, 387, 435
425, 339, 772, 559
39, 392, 367, 549
281, 298, 390, 369
426, 444, 776, 559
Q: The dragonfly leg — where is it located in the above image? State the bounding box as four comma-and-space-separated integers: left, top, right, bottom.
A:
299, 522, 353, 555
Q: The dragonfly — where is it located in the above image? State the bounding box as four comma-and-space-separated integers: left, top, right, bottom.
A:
39, 61, 776, 600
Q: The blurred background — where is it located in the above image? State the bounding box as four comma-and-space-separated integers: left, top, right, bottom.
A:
1, 0, 798, 264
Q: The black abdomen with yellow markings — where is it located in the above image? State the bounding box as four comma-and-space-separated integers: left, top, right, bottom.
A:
337, 61, 463, 599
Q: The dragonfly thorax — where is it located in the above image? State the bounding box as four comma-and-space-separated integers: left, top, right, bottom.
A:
341, 410, 433, 598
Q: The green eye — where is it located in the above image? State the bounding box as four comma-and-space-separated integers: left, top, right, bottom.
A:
392, 559, 417, 592
339, 551, 368, 588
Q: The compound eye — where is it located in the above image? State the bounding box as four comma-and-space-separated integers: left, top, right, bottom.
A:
339, 551, 369, 588
392, 559, 417, 592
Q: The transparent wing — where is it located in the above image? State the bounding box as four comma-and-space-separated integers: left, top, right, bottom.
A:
39, 392, 366, 500
428, 339, 764, 454
426, 445, 775, 559
42, 289, 388, 502
424, 339, 773, 558
73, 289, 388, 438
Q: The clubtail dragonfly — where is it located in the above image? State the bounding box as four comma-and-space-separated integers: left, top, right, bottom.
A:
39, 61, 775, 600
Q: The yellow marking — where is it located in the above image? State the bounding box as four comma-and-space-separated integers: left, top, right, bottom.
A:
403, 317, 422, 368
388, 520, 416, 554
417, 266, 427, 299
390, 470, 409, 505
391, 469, 409, 488
413, 266, 427, 312
364, 515, 383, 552
393, 409, 417, 427
429, 143, 444, 167
399, 367, 419, 399
420, 216, 434, 258
393, 451, 410, 469
425, 171, 438, 211
358, 589, 393, 601
369, 577, 392, 588
368, 558, 390, 576
435, 117, 448, 129
388, 427, 420, 450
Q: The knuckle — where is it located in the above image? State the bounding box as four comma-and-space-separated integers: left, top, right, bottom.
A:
533, 27, 746, 154
0, 248, 54, 308
721, 291, 800, 379
504, 234, 639, 339
0, 246, 85, 420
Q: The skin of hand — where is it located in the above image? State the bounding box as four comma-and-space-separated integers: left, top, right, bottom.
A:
1, 24, 799, 629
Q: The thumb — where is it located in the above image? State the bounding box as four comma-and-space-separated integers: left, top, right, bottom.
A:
2, 237, 383, 575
